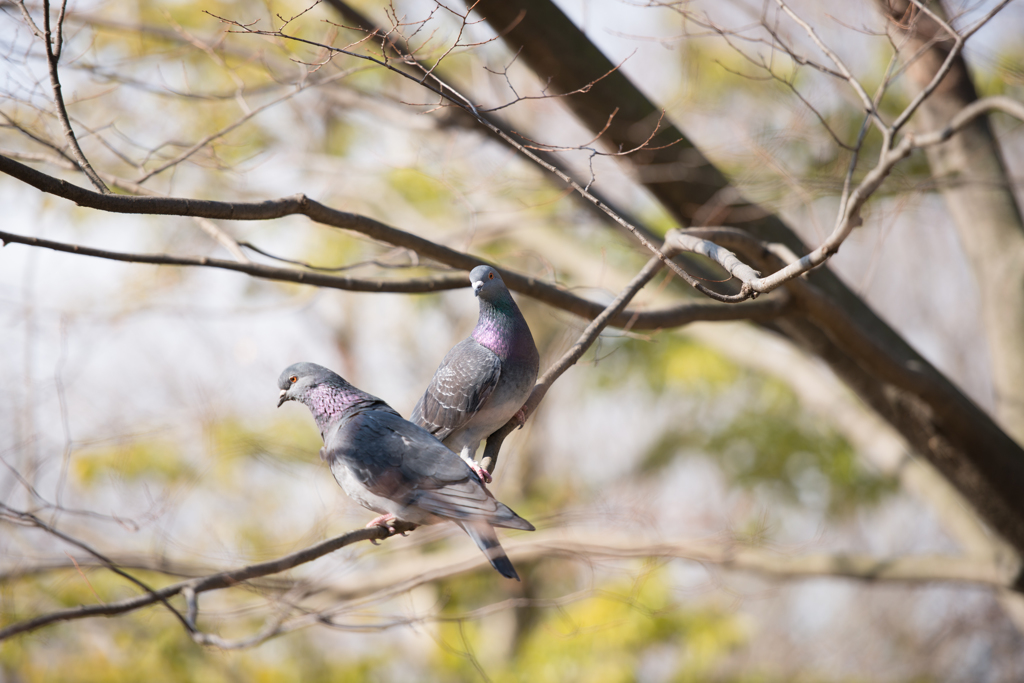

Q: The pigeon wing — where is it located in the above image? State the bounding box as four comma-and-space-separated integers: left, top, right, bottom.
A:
411, 338, 502, 440
325, 411, 419, 504
331, 411, 529, 526
378, 418, 533, 528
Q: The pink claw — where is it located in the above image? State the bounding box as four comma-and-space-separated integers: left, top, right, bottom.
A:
471, 462, 493, 485
366, 513, 396, 545
514, 408, 528, 429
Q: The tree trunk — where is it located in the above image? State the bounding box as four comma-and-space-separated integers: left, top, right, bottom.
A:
880, 0, 1024, 445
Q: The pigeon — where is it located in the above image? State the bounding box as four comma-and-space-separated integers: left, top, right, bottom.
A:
411, 265, 539, 483
277, 362, 535, 580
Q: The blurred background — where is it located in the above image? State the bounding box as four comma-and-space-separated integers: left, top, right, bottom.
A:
2, 0, 1024, 680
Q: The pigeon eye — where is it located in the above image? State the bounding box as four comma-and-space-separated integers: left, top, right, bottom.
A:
289, 375, 298, 384
488, 272, 494, 279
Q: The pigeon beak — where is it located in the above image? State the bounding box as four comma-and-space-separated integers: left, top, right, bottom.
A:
472, 281, 483, 297
277, 389, 288, 407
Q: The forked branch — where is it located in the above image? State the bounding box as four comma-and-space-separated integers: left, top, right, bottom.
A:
0, 153, 787, 330
25, 0, 110, 193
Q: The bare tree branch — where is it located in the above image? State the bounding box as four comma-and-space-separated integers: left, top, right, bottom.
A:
323, 0, 667, 246
0, 154, 786, 330
133, 86, 309, 185
0, 504, 194, 635
315, 0, 1020, 303
213, 13, 753, 303
459, 530, 1019, 588
772, 0, 881, 124
4, 517, 1014, 646
0, 228, 468, 293
911, 95, 1024, 147
192, 217, 251, 264
176, 527, 1024, 648
0, 511, 416, 642
660, 96, 1024, 296
890, 0, 1013, 132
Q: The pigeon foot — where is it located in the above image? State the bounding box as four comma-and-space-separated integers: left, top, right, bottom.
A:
514, 408, 528, 429
460, 457, 492, 484
366, 513, 397, 545
470, 460, 493, 484
459, 447, 493, 484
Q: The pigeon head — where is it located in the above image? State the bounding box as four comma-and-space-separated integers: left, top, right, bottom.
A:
470, 265, 507, 300
277, 362, 342, 407
278, 362, 392, 433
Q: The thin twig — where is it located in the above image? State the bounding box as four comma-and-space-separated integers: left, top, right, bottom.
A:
891, 0, 1012, 132
38, 0, 109, 193
192, 218, 252, 264
212, 16, 746, 303
480, 243, 703, 471
772, 0, 877, 121
134, 81, 319, 184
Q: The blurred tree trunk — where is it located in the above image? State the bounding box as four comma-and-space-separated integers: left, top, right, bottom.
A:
881, 0, 1024, 445
475, 0, 1024, 558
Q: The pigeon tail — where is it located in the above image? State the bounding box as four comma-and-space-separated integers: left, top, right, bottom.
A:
490, 502, 535, 531
458, 520, 521, 581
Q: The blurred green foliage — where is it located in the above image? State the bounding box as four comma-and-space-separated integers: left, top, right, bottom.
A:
388, 168, 456, 218
615, 335, 896, 517
433, 568, 746, 683
973, 50, 1024, 98
2, 569, 752, 682
324, 116, 356, 158
598, 335, 739, 394
74, 437, 193, 485
1, 613, 378, 683
72, 415, 322, 489
703, 379, 897, 516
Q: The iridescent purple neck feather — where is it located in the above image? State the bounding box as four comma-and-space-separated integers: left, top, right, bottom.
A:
296, 377, 392, 437
472, 292, 532, 361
